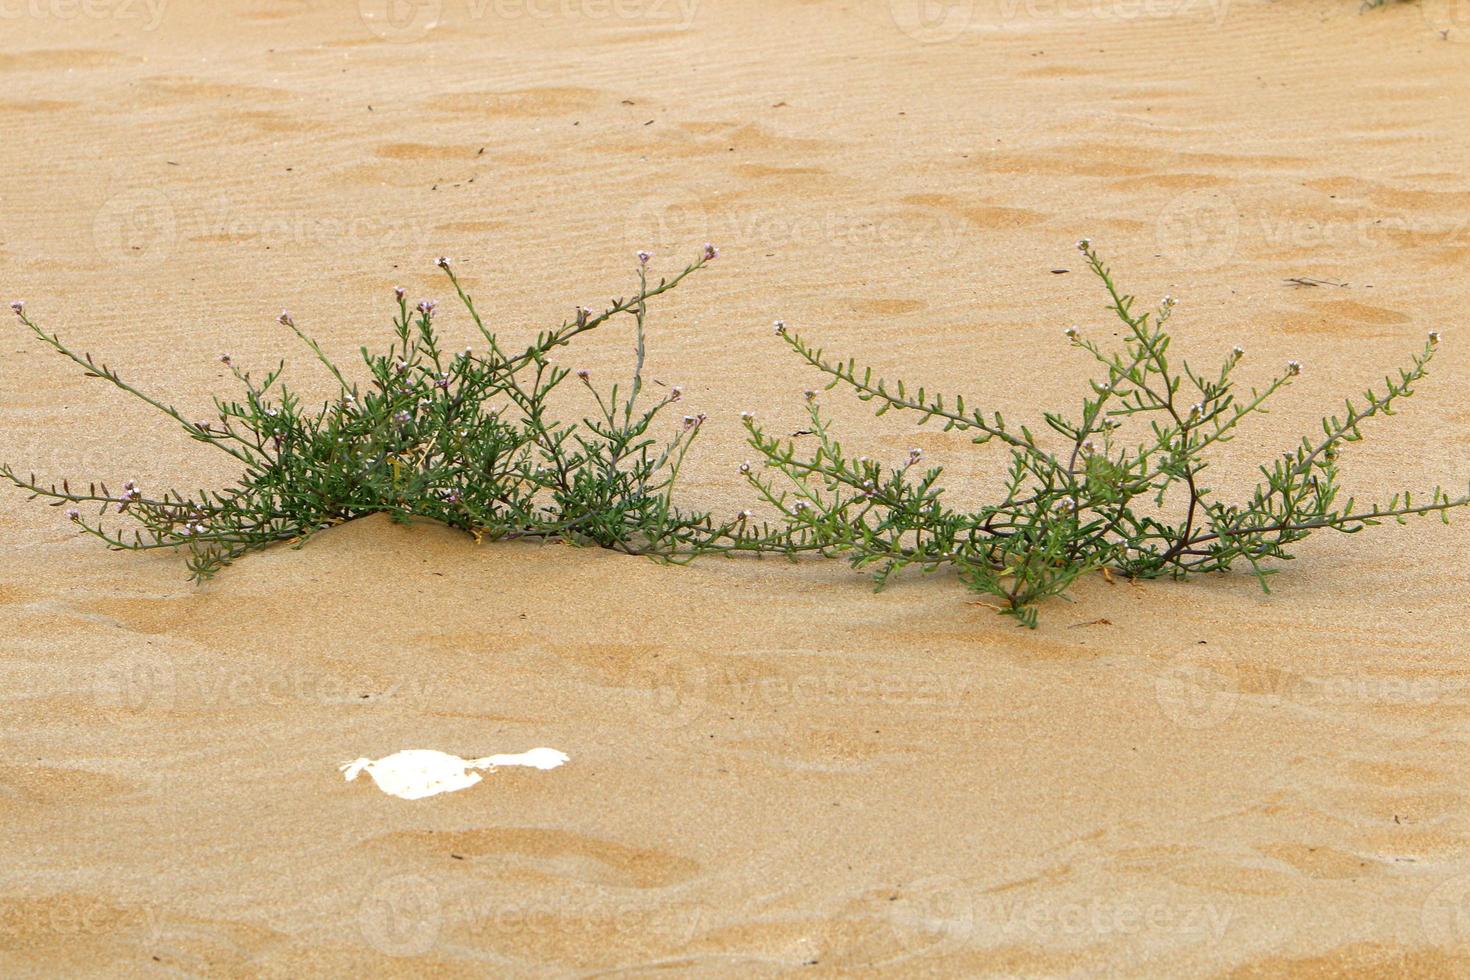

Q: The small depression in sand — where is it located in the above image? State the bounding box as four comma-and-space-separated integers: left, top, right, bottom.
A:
340, 747, 569, 800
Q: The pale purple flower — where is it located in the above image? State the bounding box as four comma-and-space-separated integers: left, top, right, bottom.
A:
576, 369, 590, 382
417, 300, 437, 318
278, 310, 294, 327
636, 250, 652, 265
394, 286, 406, 302
65, 508, 80, 521
703, 243, 719, 261
9, 301, 23, 316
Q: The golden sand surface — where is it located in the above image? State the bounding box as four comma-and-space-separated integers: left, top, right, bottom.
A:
3, 1, 1470, 975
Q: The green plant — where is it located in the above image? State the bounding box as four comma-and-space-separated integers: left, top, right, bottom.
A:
743, 241, 1467, 627
2, 246, 791, 580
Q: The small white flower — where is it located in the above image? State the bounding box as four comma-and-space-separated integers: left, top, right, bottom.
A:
740, 411, 754, 422
1064, 325, 1079, 340
1428, 330, 1441, 345
1286, 360, 1302, 376
1231, 345, 1244, 358
65, 508, 80, 521
773, 320, 787, 336
738, 462, 751, 474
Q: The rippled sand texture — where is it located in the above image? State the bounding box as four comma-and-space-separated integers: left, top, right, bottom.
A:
4, 0, 1470, 976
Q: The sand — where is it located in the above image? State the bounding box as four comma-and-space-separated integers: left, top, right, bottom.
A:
3, 0, 1470, 975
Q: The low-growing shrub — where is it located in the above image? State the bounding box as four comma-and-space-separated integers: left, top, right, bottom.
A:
4, 241, 1464, 626
2, 246, 790, 580
743, 240, 1467, 626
